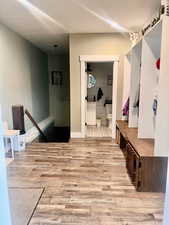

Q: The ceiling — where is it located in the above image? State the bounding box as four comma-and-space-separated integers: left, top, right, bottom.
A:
0, 0, 161, 54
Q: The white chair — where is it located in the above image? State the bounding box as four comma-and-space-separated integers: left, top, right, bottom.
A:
3, 122, 20, 159
4, 130, 20, 159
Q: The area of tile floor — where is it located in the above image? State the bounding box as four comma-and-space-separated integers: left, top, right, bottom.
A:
87, 126, 112, 137
7, 139, 165, 225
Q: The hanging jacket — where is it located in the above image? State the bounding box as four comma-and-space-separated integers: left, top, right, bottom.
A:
123, 98, 130, 116
97, 88, 104, 101
133, 86, 140, 109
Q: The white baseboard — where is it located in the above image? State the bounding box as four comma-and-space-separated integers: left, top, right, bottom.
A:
26, 116, 54, 143
71, 132, 84, 138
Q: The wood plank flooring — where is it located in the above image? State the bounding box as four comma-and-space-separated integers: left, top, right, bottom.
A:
7, 139, 165, 225
87, 126, 112, 137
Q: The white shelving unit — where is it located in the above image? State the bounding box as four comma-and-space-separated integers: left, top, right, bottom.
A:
138, 21, 162, 138
123, 53, 131, 108
123, 16, 169, 157
121, 13, 169, 225
128, 41, 142, 128
155, 17, 169, 156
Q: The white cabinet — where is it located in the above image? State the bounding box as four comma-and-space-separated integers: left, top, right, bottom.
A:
86, 102, 96, 126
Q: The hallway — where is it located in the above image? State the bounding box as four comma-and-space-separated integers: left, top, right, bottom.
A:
7, 139, 164, 225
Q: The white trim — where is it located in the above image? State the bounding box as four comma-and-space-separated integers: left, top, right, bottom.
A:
112, 61, 119, 139
80, 55, 119, 62
26, 116, 54, 143
80, 55, 119, 138
71, 132, 84, 138
81, 60, 87, 138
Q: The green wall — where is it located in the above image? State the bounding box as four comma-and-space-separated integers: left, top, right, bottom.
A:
0, 23, 49, 130
48, 54, 70, 127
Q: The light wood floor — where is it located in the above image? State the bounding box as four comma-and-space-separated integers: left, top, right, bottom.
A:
87, 126, 112, 137
6, 158, 13, 166
7, 139, 165, 225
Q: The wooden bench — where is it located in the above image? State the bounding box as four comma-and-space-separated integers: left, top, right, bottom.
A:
116, 120, 168, 192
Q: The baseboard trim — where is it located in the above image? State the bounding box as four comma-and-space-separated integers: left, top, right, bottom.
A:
26, 116, 54, 143
71, 132, 84, 138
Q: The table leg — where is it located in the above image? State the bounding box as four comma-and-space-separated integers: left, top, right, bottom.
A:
10, 137, 15, 159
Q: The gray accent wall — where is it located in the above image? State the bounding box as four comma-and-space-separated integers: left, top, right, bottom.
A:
48, 54, 70, 127
0, 23, 49, 130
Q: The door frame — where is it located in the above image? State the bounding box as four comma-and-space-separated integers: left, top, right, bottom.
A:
80, 55, 119, 139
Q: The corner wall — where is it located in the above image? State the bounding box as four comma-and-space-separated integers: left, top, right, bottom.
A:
69, 33, 131, 132
0, 23, 49, 130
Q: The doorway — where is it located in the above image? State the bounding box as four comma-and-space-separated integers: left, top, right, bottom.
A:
86, 62, 113, 137
80, 55, 119, 139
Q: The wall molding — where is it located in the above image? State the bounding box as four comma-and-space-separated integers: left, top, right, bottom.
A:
71, 132, 84, 138
26, 116, 54, 143
80, 55, 119, 62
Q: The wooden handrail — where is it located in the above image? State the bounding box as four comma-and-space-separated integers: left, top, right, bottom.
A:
25, 109, 48, 142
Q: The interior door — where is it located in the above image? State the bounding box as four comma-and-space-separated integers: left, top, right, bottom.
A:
0, 107, 11, 225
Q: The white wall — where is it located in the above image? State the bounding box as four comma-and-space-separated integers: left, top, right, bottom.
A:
70, 33, 131, 132
48, 54, 70, 127
0, 23, 49, 130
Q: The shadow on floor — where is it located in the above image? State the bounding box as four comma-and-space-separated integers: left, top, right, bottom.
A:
39, 126, 70, 143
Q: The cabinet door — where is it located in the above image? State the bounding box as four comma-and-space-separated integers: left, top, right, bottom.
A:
126, 143, 139, 185
116, 127, 120, 144
137, 157, 168, 192
120, 134, 127, 154
135, 159, 142, 191
126, 143, 133, 179
86, 102, 96, 126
